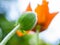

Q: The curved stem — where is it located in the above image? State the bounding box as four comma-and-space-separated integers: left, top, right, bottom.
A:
0, 24, 20, 45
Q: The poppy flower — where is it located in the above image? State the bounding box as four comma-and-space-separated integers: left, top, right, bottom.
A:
16, 0, 58, 36
25, 0, 58, 32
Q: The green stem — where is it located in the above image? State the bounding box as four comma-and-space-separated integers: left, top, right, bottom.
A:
36, 30, 39, 45
36, 25, 40, 45
0, 24, 20, 45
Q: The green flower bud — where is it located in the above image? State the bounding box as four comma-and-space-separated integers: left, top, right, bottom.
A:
17, 12, 37, 31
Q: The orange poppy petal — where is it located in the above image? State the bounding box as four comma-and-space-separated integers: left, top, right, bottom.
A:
26, 3, 32, 11
16, 30, 31, 37
35, 4, 46, 24
41, 12, 58, 30
35, 0, 58, 31
16, 30, 24, 37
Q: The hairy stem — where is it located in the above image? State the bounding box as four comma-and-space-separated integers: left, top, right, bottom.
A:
36, 25, 40, 45
36, 29, 39, 45
0, 24, 20, 45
